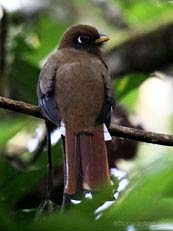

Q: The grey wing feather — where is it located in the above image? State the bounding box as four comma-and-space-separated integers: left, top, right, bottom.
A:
103, 71, 115, 126
96, 66, 115, 127
37, 56, 61, 126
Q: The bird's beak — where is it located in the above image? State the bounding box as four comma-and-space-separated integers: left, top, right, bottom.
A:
95, 34, 109, 44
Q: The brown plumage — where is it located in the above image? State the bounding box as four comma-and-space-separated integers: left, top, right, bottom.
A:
55, 49, 105, 133
37, 25, 115, 197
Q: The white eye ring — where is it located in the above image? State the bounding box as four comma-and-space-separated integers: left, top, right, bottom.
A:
77, 35, 90, 44
78, 36, 82, 44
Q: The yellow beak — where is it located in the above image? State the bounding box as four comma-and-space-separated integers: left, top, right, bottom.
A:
95, 34, 110, 44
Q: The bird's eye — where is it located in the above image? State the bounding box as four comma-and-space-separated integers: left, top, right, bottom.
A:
77, 35, 90, 44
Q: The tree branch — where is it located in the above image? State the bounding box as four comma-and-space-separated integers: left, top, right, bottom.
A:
110, 124, 173, 147
0, 96, 173, 147
0, 96, 42, 118
106, 22, 173, 77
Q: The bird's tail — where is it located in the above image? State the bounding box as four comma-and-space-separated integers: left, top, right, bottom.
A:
64, 125, 110, 195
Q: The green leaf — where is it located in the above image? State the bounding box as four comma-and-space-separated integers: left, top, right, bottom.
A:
32, 211, 110, 231
0, 141, 62, 209
0, 117, 28, 149
25, 16, 66, 65
8, 58, 40, 104
115, 0, 173, 27
101, 154, 173, 229
114, 73, 146, 100
0, 208, 17, 231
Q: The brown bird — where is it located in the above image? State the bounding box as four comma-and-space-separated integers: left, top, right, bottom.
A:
37, 25, 115, 206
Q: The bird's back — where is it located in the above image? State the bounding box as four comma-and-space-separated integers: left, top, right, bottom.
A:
55, 48, 105, 133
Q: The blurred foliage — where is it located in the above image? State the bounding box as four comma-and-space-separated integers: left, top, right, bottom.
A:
0, 0, 173, 230
116, 0, 173, 27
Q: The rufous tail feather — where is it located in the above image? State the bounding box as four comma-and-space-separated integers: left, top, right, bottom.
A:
64, 125, 110, 195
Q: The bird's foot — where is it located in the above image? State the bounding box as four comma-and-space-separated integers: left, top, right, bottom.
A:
35, 199, 58, 219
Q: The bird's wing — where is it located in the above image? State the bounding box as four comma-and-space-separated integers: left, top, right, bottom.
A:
37, 54, 61, 126
103, 68, 115, 126
96, 65, 115, 127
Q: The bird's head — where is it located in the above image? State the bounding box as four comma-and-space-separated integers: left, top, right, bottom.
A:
58, 24, 109, 55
